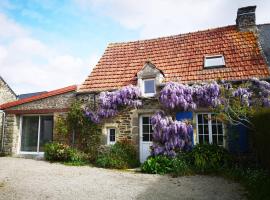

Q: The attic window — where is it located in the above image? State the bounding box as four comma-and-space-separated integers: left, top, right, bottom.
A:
204, 55, 225, 68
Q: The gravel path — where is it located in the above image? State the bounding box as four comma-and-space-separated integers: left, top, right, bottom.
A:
0, 157, 246, 200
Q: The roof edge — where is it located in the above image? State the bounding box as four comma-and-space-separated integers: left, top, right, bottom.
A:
0, 85, 77, 110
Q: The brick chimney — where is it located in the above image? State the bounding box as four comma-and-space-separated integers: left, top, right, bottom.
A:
236, 6, 256, 31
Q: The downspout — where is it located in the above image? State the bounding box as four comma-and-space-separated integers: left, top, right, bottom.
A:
0, 110, 5, 153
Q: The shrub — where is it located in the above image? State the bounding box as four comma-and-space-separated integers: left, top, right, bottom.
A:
44, 142, 85, 164
141, 155, 192, 175
141, 156, 173, 174
96, 140, 139, 169
251, 109, 270, 171
190, 144, 230, 173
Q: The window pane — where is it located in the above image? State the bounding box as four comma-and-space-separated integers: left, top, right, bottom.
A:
212, 135, 217, 145
144, 80, 155, 94
198, 125, 203, 134
150, 133, 153, 141
142, 117, 149, 124
212, 125, 217, 134
203, 114, 208, 124
21, 116, 39, 152
39, 116, 53, 152
143, 134, 150, 142
204, 125, 209, 135
204, 135, 209, 143
218, 135, 223, 145
143, 125, 149, 133
218, 125, 223, 135
198, 114, 202, 124
199, 135, 203, 144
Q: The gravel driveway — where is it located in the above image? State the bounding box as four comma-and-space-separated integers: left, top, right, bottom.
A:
0, 157, 246, 200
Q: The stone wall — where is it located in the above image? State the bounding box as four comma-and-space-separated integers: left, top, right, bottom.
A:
0, 78, 17, 105
8, 91, 75, 111
2, 114, 20, 154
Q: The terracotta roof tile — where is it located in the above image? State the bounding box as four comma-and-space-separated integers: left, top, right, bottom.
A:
0, 85, 77, 110
79, 25, 270, 92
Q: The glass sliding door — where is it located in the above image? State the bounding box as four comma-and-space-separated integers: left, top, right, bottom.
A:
21, 115, 53, 153
21, 116, 39, 152
39, 116, 53, 152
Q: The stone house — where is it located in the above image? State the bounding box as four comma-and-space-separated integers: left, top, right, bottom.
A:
1, 6, 270, 162
77, 6, 270, 162
0, 85, 76, 155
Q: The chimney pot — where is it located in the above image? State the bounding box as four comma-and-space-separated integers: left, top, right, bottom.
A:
236, 6, 256, 32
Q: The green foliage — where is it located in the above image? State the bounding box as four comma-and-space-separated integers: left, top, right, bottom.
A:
44, 142, 85, 164
224, 167, 270, 200
141, 156, 173, 174
251, 109, 270, 171
96, 140, 139, 169
141, 155, 192, 175
55, 116, 68, 136
190, 144, 230, 173
54, 100, 102, 162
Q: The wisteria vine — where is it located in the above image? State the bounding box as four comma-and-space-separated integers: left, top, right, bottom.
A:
150, 111, 193, 157
85, 85, 142, 123
159, 81, 221, 110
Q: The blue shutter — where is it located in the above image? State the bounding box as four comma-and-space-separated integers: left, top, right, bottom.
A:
228, 124, 249, 153
176, 112, 194, 146
176, 112, 193, 121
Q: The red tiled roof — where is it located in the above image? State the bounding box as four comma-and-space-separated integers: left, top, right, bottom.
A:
79, 25, 270, 92
0, 85, 77, 110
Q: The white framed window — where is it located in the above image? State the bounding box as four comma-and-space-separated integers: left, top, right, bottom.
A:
141, 116, 153, 142
196, 113, 224, 146
107, 128, 116, 145
204, 55, 225, 68
142, 79, 156, 97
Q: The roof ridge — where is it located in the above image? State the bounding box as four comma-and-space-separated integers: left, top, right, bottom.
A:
108, 25, 236, 47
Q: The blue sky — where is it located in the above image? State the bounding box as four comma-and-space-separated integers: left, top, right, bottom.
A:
0, 0, 270, 94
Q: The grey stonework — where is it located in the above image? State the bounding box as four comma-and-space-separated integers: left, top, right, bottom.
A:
0, 77, 17, 105
8, 91, 75, 111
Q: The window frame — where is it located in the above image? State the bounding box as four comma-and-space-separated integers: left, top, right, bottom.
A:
142, 78, 156, 97
204, 55, 225, 69
196, 113, 225, 147
107, 128, 116, 145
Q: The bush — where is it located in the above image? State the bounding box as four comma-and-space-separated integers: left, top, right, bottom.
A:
96, 140, 139, 169
251, 109, 270, 171
190, 144, 230, 173
224, 167, 270, 200
141, 156, 173, 174
44, 142, 85, 164
141, 155, 192, 175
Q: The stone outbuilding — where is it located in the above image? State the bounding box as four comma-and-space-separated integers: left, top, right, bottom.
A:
0, 85, 76, 155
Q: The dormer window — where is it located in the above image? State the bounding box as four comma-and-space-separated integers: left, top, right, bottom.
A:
143, 79, 156, 97
204, 55, 225, 68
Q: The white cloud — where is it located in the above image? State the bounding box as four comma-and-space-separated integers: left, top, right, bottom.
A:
0, 13, 98, 94
76, 0, 270, 39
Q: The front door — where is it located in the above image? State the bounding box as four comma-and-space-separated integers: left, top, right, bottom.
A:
140, 115, 153, 163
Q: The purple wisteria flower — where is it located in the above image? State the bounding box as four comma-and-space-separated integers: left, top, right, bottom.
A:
85, 85, 142, 123
150, 111, 193, 157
